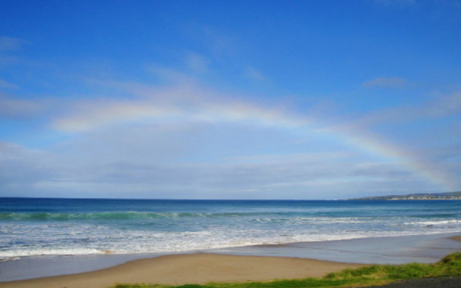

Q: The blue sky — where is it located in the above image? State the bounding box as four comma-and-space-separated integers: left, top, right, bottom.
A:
1, 0, 460, 199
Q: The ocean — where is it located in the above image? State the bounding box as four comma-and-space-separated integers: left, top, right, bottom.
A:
1, 198, 461, 262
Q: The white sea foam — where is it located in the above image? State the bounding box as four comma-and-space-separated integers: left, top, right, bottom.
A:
2, 229, 458, 261
0, 248, 103, 259
410, 220, 461, 226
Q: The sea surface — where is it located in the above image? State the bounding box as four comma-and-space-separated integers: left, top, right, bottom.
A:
1, 198, 461, 262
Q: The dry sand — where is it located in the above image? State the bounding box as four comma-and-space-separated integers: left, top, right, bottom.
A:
0, 253, 363, 288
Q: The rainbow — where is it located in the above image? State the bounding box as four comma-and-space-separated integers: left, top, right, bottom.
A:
332, 127, 457, 191
53, 95, 457, 191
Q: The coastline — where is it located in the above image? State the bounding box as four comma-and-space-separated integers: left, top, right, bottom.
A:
1, 233, 460, 288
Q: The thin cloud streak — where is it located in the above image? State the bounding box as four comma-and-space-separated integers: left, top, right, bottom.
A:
244, 66, 266, 82
0, 94, 45, 120
0, 36, 27, 51
362, 77, 407, 88
0, 79, 18, 89
343, 90, 461, 129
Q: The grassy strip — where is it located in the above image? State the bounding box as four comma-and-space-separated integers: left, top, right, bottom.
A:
111, 252, 461, 288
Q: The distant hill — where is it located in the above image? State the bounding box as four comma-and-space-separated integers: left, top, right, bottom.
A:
350, 191, 461, 200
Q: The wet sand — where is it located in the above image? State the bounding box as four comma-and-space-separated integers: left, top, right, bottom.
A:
2, 234, 460, 288
0, 254, 362, 288
450, 235, 461, 242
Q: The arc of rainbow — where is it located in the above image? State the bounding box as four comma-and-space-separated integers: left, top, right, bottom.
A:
54, 98, 456, 191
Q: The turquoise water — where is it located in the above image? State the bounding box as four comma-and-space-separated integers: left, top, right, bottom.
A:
1, 198, 461, 260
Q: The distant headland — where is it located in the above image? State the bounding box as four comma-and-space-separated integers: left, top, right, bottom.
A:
350, 191, 461, 200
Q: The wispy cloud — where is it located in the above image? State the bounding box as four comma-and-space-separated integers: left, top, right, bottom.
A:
423, 91, 461, 117
185, 52, 210, 74
244, 66, 267, 82
147, 65, 194, 83
0, 94, 44, 120
347, 90, 461, 129
374, 0, 416, 7
0, 79, 18, 89
0, 36, 27, 51
0, 141, 52, 195
362, 77, 407, 88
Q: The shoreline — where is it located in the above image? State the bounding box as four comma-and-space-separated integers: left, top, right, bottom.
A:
0, 254, 364, 288
1, 233, 460, 287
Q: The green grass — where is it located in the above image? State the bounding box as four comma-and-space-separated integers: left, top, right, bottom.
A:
111, 252, 461, 288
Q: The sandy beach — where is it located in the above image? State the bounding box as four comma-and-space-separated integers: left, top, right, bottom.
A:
0, 253, 362, 288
